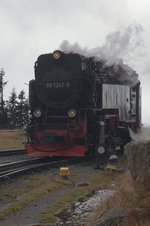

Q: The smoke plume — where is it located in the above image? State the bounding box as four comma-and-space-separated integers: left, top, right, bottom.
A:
59, 23, 144, 86
59, 23, 144, 64
129, 127, 150, 141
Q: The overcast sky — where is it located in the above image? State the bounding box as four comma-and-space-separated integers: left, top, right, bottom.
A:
0, 0, 150, 125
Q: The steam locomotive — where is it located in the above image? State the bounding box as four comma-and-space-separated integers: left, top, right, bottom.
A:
25, 50, 141, 160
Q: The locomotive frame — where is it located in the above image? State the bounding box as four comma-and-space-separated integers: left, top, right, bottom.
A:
25, 50, 141, 160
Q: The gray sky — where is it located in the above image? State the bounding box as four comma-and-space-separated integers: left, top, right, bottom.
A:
0, 0, 150, 125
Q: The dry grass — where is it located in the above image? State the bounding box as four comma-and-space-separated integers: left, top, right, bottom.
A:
0, 175, 75, 220
0, 168, 114, 224
40, 170, 115, 224
0, 130, 26, 150
124, 191, 150, 226
0, 175, 49, 204
86, 171, 150, 226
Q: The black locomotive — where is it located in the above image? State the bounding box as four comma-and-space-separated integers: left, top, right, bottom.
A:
26, 50, 141, 161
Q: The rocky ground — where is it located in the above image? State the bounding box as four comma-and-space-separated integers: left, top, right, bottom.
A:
0, 158, 116, 226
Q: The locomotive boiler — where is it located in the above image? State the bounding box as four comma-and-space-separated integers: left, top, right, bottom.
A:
25, 50, 141, 160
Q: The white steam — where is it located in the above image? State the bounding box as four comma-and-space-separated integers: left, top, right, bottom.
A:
129, 127, 150, 141
59, 23, 144, 65
59, 23, 144, 86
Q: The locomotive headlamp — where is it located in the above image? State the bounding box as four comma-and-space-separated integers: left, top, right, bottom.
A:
53, 51, 61, 60
98, 146, 105, 154
34, 109, 41, 118
68, 109, 76, 118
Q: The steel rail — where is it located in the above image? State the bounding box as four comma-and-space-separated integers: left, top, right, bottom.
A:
0, 157, 77, 180
0, 157, 46, 171
0, 149, 27, 156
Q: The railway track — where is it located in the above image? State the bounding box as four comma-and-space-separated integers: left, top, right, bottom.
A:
0, 149, 27, 156
0, 156, 79, 181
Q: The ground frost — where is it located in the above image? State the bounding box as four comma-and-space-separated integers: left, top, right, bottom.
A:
58, 189, 115, 225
